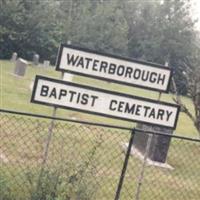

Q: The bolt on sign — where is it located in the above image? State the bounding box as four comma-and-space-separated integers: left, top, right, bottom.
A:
31, 76, 180, 129
55, 44, 172, 92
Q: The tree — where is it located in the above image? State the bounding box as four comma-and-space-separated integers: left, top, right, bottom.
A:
158, 0, 196, 95
122, 0, 196, 94
0, 0, 62, 63
172, 37, 200, 136
0, 0, 198, 97
59, 0, 128, 55
0, 0, 25, 58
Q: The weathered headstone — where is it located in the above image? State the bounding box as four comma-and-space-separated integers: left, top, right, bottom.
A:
11, 52, 18, 62
43, 60, 50, 67
14, 58, 28, 77
33, 54, 40, 65
133, 123, 173, 163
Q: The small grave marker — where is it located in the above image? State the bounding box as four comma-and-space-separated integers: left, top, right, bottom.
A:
43, 60, 50, 67
14, 58, 28, 77
11, 52, 18, 62
33, 54, 40, 65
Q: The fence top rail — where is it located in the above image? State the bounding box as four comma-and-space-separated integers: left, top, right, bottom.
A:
0, 109, 131, 131
1, 109, 200, 142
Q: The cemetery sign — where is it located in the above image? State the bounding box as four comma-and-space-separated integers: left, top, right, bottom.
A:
31, 76, 180, 129
56, 44, 172, 92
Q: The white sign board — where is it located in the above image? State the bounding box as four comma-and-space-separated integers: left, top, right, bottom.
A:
56, 44, 172, 92
31, 76, 180, 129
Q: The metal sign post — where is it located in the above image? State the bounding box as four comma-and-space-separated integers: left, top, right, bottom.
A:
134, 61, 170, 200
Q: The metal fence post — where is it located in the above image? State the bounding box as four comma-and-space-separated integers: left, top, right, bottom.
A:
33, 107, 57, 197
42, 107, 57, 164
114, 129, 135, 200
135, 132, 153, 200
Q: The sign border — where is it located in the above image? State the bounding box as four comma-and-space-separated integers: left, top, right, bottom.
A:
55, 44, 173, 93
31, 75, 180, 129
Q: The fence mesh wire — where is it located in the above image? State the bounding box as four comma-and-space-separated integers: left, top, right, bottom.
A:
0, 111, 200, 200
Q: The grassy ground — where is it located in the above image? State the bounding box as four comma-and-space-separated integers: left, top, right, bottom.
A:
0, 60, 198, 138
0, 113, 200, 200
0, 60, 200, 200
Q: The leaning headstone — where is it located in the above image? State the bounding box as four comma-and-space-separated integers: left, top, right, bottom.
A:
14, 58, 28, 77
11, 52, 18, 62
33, 54, 39, 65
133, 123, 173, 163
43, 60, 50, 67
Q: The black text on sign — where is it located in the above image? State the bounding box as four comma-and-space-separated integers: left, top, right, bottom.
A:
31, 76, 180, 129
56, 44, 172, 92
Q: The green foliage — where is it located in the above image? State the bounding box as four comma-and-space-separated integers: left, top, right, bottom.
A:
0, 137, 102, 200
0, 0, 129, 63
181, 36, 200, 133
29, 136, 102, 200
122, 0, 197, 94
59, 0, 128, 55
0, 0, 24, 58
0, 0, 62, 63
0, 173, 14, 200
0, 0, 199, 94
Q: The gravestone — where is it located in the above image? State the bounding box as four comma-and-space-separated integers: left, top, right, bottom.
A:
133, 123, 173, 163
33, 54, 39, 65
14, 58, 28, 77
11, 52, 18, 62
43, 60, 50, 67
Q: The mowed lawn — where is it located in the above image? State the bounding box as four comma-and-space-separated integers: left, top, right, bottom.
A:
0, 60, 198, 138
0, 60, 200, 200
1, 114, 199, 200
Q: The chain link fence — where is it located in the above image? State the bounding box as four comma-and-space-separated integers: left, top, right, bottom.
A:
0, 110, 200, 200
